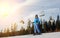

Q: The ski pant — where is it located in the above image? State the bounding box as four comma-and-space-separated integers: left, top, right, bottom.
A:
34, 24, 41, 33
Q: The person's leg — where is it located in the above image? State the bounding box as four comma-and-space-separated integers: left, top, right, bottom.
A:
34, 24, 37, 34
36, 25, 40, 33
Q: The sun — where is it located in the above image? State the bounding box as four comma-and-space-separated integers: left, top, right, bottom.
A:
0, 11, 9, 18
0, 3, 10, 18
2, 12, 8, 18
1, 8, 8, 17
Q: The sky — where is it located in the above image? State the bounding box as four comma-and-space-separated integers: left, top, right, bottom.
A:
0, 0, 60, 32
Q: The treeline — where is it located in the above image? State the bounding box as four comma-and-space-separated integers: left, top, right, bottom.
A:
0, 22, 34, 37
0, 15, 60, 37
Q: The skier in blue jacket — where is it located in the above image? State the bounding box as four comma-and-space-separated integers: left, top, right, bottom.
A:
34, 15, 41, 34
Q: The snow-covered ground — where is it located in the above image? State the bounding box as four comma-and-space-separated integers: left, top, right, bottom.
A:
1, 32, 60, 38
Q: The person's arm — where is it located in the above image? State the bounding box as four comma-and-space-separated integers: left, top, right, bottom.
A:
34, 19, 36, 23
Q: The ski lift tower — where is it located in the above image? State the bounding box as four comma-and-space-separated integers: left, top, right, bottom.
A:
40, 11, 45, 17
39, 11, 45, 22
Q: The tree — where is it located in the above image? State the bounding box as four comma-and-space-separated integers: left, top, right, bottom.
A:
11, 23, 17, 32
27, 19, 31, 34
56, 15, 60, 31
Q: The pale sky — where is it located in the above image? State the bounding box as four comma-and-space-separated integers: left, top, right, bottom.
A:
0, 0, 60, 32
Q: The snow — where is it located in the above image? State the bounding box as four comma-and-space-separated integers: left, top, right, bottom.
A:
1, 32, 60, 38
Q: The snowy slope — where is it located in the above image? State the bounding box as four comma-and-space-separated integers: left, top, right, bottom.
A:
1, 32, 60, 38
